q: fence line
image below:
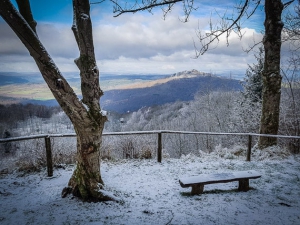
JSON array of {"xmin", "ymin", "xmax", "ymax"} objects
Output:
[{"xmin": 1, "ymin": 130, "xmax": 299, "ymax": 177}]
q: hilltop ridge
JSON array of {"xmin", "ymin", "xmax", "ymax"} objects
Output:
[
  {"xmin": 112, "ymin": 69, "xmax": 212, "ymax": 90},
  {"xmin": 171, "ymin": 69, "xmax": 212, "ymax": 78}
]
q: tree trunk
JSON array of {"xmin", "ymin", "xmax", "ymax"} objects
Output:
[
  {"xmin": 0, "ymin": 0, "xmax": 109, "ymax": 201},
  {"xmin": 258, "ymin": 0, "xmax": 284, "ymax": 149},
  {"xmin": 66, "ymin": 123, "xmax": 108, "ymax": 201},
  {"xmin": 66, "ymin": 0, "xmax": 109, "ymax": 201}
]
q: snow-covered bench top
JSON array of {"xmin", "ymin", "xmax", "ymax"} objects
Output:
[{"xmin": 179, "ymin": 170, "xmax": 261, "ymax": 195}]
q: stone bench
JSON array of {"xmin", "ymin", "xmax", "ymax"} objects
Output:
[{"xmin": 179, "ymin": 170, "xmax": 261, "ymax": 195}]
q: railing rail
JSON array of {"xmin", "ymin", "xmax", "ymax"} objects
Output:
[{"xmin": 1, "ymin": 130, "xmax": 299, "ymax": 177}]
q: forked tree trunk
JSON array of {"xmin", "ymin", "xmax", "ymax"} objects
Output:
[
  {"xmin": 65, "ymin": 0, "xmax": 108, "ymax": 201},
  {"xmin": 258, "ymin": 0, "xmax": 284, "ymax": 149},
  {"xmin": 0, "ymin": 0, "xmax": 110, "ymax": 201}
]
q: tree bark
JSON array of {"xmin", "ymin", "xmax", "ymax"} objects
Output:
[
  {"xmin": 15, "ymin": 0, "xmax": 37, "ymax": 33},
  {"xmin": 258, "ymin": 0, "xmax": 284, "ymax": 149},
  {"xmin": 0, "ymin": 0, "xmax": 108, "ymax": 201}
]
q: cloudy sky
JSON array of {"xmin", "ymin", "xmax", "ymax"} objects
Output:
[{"xmin": 0, "ymin": 0, "xmax": 272, "ymax": 78}]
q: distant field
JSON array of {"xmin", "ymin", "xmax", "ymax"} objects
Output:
[
  {"xmin": 0, "ymin": 83, "xmax": 52, "ymax": 100},
  {"xmin": 0, "ymin": 83, "xmax": 79, "ymax": 100},
  {"xmin": 0, "ymin": 74, "xmax": 166, "ymax": 104}
]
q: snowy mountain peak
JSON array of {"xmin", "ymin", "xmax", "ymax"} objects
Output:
[{"xmin": 171, "ymin": 69, "xmax": 211, "ymax": 78}]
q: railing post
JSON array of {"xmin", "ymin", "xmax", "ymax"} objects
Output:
[
  {"xmin": 157, "ymin": 132, "xmax": 162, "ymax": 163},
  {"xmin": 45, "ymin": 136, "xmax": 53, "ymax": 177},
  {"xmin": 246, "ymin": 135, "xmax": 252, "ymax": 161}
]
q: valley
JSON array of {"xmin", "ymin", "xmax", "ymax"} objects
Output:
[
  {"xmin": 0, "ymin": 70, "xmax": 242, "ymax": 112},
  {"xmin": 0, "ymin": 72, "xmax": 167, "ymax": 103}
]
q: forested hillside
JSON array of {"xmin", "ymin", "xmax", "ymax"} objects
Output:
[{"xmin": 101, "ymin": 73, "xmax": 242, "ymax": 113}]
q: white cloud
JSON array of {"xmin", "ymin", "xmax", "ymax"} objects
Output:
[
  {"xmin": 0, "ymin": 23, "xmax": 29, "ymax": 55},
  {"xmin": 37, "ymin": 24, "xmax": 78, "ymax": 58},
  {"xmin": 92, "ymin": 12, "xmax": 200, "ymax": 60},
  {"xmin": 0, "ymin": 5, "xmax": 263, "ymax": 76}
]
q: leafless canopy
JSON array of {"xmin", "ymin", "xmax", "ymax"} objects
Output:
[
  {"xmin": 283, "ymin": 0, "xmax": 300, "ymax": 50},
  {"xmin": 193, "ymin": 0, "xmax": 263, "ymax": 56},
  {"xmin": 108, "ymin": 0, "xmax": 263, "ymax": 56},
  {"xmin": 111, "ymin": 0, "xmax": 196, "ymax": 21},
  {"xmin": 108, "ymin": 0, "xmax": 296, "ymax": 56}
]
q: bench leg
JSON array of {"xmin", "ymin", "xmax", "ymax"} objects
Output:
[
  {"xmin": 191, "ymin": 184, "xmax": 204, "ymax": 195},
  {"xmin": 238, "ymin": 179, "xmax": 249, "ymax": 192}
]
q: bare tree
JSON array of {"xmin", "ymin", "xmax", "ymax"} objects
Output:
[
  {"xmin": 0, "ymin": 0, "xmax": 110, "ymax": 201},
  {"xmin": 283, "ymin": 0, "xmax": 300, "ymax": 50},
  {"xmin": 257, "ymin": 0, "xmax": 285, "ymax": 148},
  {"xmin": 280, "ymin": 53, "xmax": 300, "ymax": 153},
  {"xmin": 280, "ymin": 2, "xmax": 300, "ymax": 149}
]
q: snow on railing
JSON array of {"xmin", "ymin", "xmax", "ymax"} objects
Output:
[
  {"xmin": 0, "ymin": 130, "xmax": 299, "ymax": 177},
  {"xmin": 1, "ymin": 130, "xmax": 300, "ymax": 143}
]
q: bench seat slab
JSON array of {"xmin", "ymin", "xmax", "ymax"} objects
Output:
[{"xmin": 179, "ymin": 170, "xmax": 261, "ymax": 195}]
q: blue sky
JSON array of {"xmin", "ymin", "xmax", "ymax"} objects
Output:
[
  {"xmin": 0, "ymin": 0, "xmax": 291, "ymax": 78},
  {"xmin": 12, "ymin": 0, "xmax": 73, "ymax": 23}
]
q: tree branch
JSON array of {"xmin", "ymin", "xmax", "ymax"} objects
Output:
[
  {"xmin": 72, "ymin": 0, "xmax": 104, "ymax": 115},
  {"xmin": 244, "ymin": 40, "xmax": 263, "ymax": 53},
  {"xmin": 111, "ymin": 0, "xmax": 183, "ymax": 17},
  {"xmin": 194, "ymin": 0, "xmax": 253, "ymax": 57},
  {"xmin": 282, "ymin": 0, "xmax": 300, "ymax": 51},
  {"xmin": 0, "ymin": 0, "xmax": 85, "ymax": 123},
  {"xmin": 283, "ymin": 0, "xmax": 295, "ymax": 9},
  {"xmin": 15, "ymin": 0, "xmax": 37, "ymax": 33},
  {"xmin": 246, "ymin": 0, "xmax": 261, "ymax": 19},
  {"xmin": 90, "ymin": 0, "xmax": 106, "ymax": 4}
]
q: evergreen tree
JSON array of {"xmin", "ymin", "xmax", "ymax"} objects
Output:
[{"xmin": 242, "ymin": 47, "xmax": 264, "ymax": 103}]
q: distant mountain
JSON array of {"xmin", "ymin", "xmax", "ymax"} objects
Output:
[
  {"xmin": 101, "ymin": 70, "xmax": 242, "ymax": 113},
  {"xmin": 0, "ymin": 74, "xmax": 29, "ymax": 85},
  {"xmin": 0, "ymin": 70, "xmax": 243, "ymax": 113}
]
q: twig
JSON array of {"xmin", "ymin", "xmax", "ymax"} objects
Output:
[
  {"xmin": 283, "ymin": 0, "xmax": 295, "ymax": 9},
  {"xmin": 194, "ymin": 0, "xmax": 251, "ymax": 57},
  {"xmin": 111, "ymin": 0, "xmax": 183, "ymax": 17},
  {"xmin": 165, "ymin": 210, "xmax": 174, "ymax": 225},
  {"xmin": 90, "ymin": 0, "xmax": 105, "ymax": 4}
]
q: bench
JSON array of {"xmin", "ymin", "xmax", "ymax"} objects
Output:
[{"xmin": 179, "ymin": 170, "xmax": 261, "ymax": 195}]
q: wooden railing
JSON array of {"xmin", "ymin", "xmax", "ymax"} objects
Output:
[{"xmin": 1, "ymin": 130, "xmax": 299, "ymax": 177}]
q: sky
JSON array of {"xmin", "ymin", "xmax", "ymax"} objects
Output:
[{"xmin": 0, "ymin": 0, "xmax": 289, "ymax": 78}]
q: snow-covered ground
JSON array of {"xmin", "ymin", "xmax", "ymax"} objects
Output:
[{"xmin": 0, "ymin": 149, "xmax": 300, "ymax": 225}]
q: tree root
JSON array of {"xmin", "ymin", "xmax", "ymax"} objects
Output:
[{"xmin": 61, "ymin": 186, "xmax": 119, "ymax": 202}]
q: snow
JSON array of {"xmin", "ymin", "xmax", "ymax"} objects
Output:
[
  {"xmin": 80, "ymin": 13, "xmax": 89, "ymax": 20},
  {"xmin": 0, "ymin": 153, "xmax": 300, "ymax": 225},
  {"xmin": 179, "ymin": 170, "xmax": 261, "ymax": 187},
  {"xmin": 82, "ymin": 102, "xmax": 89, "ymax": 110},
  {"xmin": 101, "ymin": 110, "xmax": 108, "ymax": 116}
]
